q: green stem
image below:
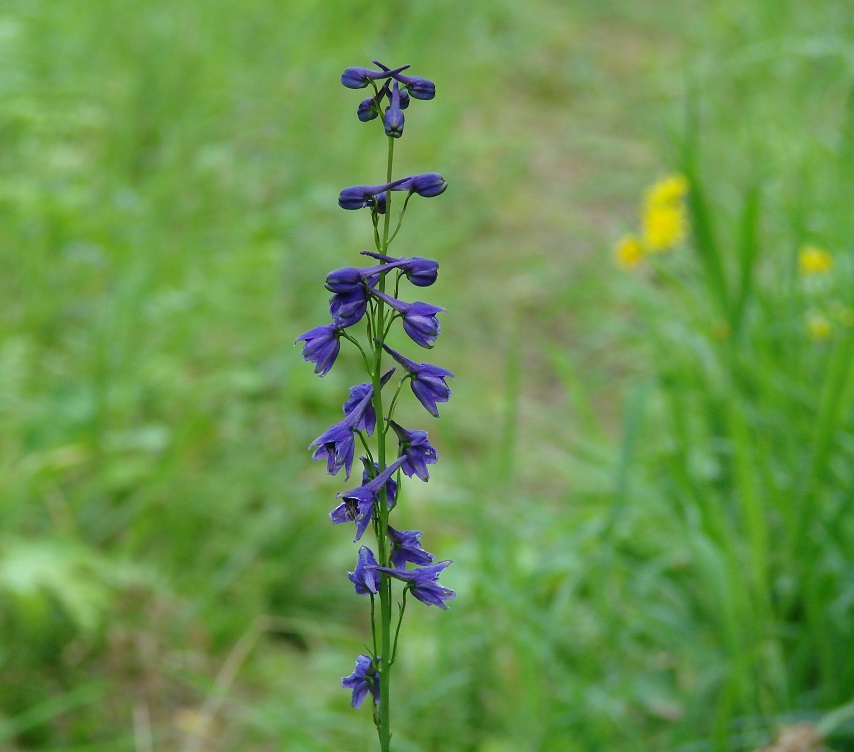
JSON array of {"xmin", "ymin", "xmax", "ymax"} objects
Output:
[{"xmin": 374, "ymin": 134, "xmax": 396, "ymax": 752}]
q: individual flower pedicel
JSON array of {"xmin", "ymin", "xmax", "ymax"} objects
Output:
[{"xmin": 297, "ymin": 61, "xmax": 454, "ymax": 751}]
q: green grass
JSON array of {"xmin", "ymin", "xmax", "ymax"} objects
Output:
[{"xmin": 1, "ymin": 0, "xmax": 853, "ymax": 750}]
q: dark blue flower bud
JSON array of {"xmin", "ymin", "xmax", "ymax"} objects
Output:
[
  {"xmin": 384, "ymin": 81, "xmax": 405, "ymax": 138},
  {"xmin": 401, "ymin": 172, "xmax": 447, "ymax": 198},
  {"xmin": 326, "ymin": 258, "xmax": 418, "ymax": 295},
  {"xmin": 397, "ymin": 74, "xmax": 436, "ymax": 100},
  {"xmin": 360, "ymin": 252, "xmax": 440, "ymax": 287},
  {"xmin": 357, "ymin": 97, "xmax": 379, "ymax": 122},
  {"xmin": 338, "ymin": 177, "xmax": 410, "ymax": 210},
  {"xmin": 399, "ymin": 256, "xmax": 439, "ymax": 287},
  {"xmin": 341, "ymin": 64, "xmax": 409, "ymax": 89}
]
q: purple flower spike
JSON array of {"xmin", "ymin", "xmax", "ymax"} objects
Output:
[
  {"xmin": 382, "ymin": 344, "xmax": 453, "ymax": 417},
  {"xmin": 384, "ymin": 80, "xmax": 405, "ymax": 138},
  {"xmin": 348, "ymin": 546, "xmax": 381, "ymax": 596},
  {"xmin": 330, "ymin": 456, "xmax": 406, "ymax": 541},
  {"xmin": 341, "ymin": 654, "xmax": 380, "ymax": 708},
  {"xmin": 341, "ymin": 64, "xmax": 410, "ymax": 89},
  {"xmin": 295, "ymin": 323, "xmax": 341, "ymax": 376},
  {"xmin": 369, "ymin": 288, "xmax": 444, "ymax": 348},
  {"xmin": 360, "ymin": 251, "xmax": 439, "ymax": 287},
  {"xmin": 371, "ymin": 561, "xmax": 455, "ymax": 609},
  {"xmin": 388, "ymin": 526, "xmax": 435, "ymax": 569},
  {"xmin": 389, "ymin": 420, "xmax": 438, "ymax": 481}
]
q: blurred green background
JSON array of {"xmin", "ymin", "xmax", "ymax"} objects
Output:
[{"xmin": 1, "ymin": 1, "xmax": 853, "ymax": 750}]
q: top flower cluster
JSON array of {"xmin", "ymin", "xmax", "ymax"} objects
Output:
[{"xmin": 341, "ymin": 60, "xmax": 436, "ymax": 138}]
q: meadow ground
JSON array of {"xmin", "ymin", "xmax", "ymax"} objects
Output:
[{"xmin": 1, "ymin": 1, "xmax": 852, "ymax": 750}]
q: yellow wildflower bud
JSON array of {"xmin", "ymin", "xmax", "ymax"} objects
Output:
[
  {"xmin": 807, "ymin": 314, "xmax": 832, "ymax": 341},
  {"xmin": 798, "ymin": 245, "xmax": 832, "ymax": 275},
  {"xmin": 613, "ymin": 234, "xmax": 645, "ymax": 269}
]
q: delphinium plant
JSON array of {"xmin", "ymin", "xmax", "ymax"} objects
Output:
[{"xmin": 296, "ymin": 61, "xmax": 455, "ymax": 751}]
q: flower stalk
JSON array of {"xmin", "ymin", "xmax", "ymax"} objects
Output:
[{"xmin": 298, "ymin": 61, "xmax": 455, "ymax": 752}]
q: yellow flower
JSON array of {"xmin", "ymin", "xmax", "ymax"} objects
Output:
[
  {"xmin": 645, "ymin": 174, "xmax": 689, "ymax": 207},
  {"xmin": 642, "ymin": 203, "xmax": 687, "ymax": 252},
  {"xmin": 798, "ymin": 245, "xmax": 832, "ymax": 275},
  {"xmin": 613, "ymin": 234, "xmax": 645, "ymax": 269},
  {"xmin": 807, "ymin": 314, "xmax": 832, "ymax": 341}
]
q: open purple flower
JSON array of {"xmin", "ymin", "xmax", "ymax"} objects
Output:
[
  {"xmin": 360, "ymin": 251, "xmax": 439, "ymax": 287},
  {"xmin": 330, "ymin": 456, "xmax": 406, "ymax": 540},
  {"xmin": 343, "ymin": 369, "xmax": 394, "ymax": 435},
  {"xmin": 370, "ymin": 560, "xmax": 455, "ymax": 609},
  {"xmin": 341, "ymin": 654, "xmax": 380, "ymax": 708},
  {"xmin": 295, "ymin": 323, "xmax": 342, "ymax": 376},
  {"xmin": 310, "ymin": 385, "xmax": 377, "ymax": 478},
  {"xmin": 348, "ymin": 546, "xmax": 381, "ymax": 596},
  {"xmin": 388, "ymin": 526, "xmax": 435, "ymax": 569},
  {"xmin": 329, "ymin": 284, "xmax": 370, "ymax": 327},
  {"xmin": 382, "ymin": 344, "xmax": 453, "ymax": 416},
  {"xmin": 369, "ymin": 288, "xmax": 444, "ymax": 348},
  {"xmin": 389, "ymin": 420, "xmax": 438, "ymax": 481},
  {"xmin": 384, "ymin": 80, "xmax": 405, "ymax": 138}
]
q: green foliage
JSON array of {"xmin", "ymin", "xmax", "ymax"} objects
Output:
[{"xmin": 0, "ymin": 0, "xmax": 852, "ymax": 750}]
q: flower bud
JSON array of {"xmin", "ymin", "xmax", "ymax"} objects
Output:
[
  {"xmin": 394, "ymin": 73, "xmax": 435, "ymax": 100},
  {"xmin": 340, "ymin": 63, "xmax": 409, "ymax": 89},
  {"xmin": 357, "ymin": 97, "xmax": 379, "ymax": 122},
  {"xmin": 402, "ymin": 172, "xmax": 447, "ymax": 198},
  {"xmin": 384, "ymin": 81, "xmax": 405, "ymax": 138}
]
